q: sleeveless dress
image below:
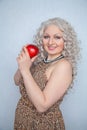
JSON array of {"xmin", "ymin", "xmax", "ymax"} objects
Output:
[{"xmin": 14, "ymin": 60, "xmax": 65, "ymax": 130}]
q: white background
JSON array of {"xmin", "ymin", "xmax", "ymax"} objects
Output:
[{"xmin": 0, "ymin": 0, "xmax": 87, "ymax": 130}]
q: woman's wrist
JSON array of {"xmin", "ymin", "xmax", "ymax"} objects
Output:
[{"xmin": 21, "ymin": 69, "xmax": 31, "ymax": 79}]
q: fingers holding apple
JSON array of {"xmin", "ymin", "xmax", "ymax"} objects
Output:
[
  {"xmin": 17, "ymin": 44, "xmax": 39, "ymax": 63},
  {"xmin": 17, "ymin": 47, "xmax": 32, "ymax": 75},
  {"xmin": 17, "ymin": 44, "xmax": 39, "ymax": 74}
]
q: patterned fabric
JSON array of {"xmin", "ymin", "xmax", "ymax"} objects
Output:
[{"xmin": 14, "ymin": 61, "xmax": 65, "ymax": 130}]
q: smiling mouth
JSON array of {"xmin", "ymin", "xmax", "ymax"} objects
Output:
[{"xmin": 48, "ymin": 46, "xmax": 58, "ymax": 50}]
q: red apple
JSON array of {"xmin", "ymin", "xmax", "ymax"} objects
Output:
[{"xmin": 26, "ymin": 44, "xmax": 39, "ymax": 58}]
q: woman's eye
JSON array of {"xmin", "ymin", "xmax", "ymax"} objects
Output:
[
  {"xmin": 55, "ymin": 36, "xmax": 61, "ymax": 39},
  {"xmin": 43, "ymin": 36, "xmax": 49, "ymax": 39}
]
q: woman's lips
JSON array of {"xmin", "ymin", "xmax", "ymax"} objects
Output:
[{"xmin": 48, "ymin": 46, "xmax": 57, "ymax": 50}]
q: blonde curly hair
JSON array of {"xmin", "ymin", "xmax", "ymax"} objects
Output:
[{"xmin": 33, "ymin": 17, "xmax": 80, "ymax": 85}]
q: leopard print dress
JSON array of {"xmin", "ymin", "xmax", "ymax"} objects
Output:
[{"xmin": 14, "ymin": 61, "xmax": 65, "ymax": 130}]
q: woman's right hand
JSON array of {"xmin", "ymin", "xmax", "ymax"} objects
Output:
[{"xmin": 17, "ymin": 46, "xmax": 37, "ymax": 76}]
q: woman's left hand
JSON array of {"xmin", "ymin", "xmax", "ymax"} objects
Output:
[{"xmin": 17, "ymin": 46, "xmax": 36, "ymax": 75}]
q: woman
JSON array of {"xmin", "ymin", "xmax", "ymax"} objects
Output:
[{"xmin": 14, "ymin": 17, "xmax": 80, "ymax": 130}]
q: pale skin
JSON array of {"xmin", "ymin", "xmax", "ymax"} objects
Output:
[{"xmin": 14, "ymin": 25, "xmax": 72, "ymax": 113}]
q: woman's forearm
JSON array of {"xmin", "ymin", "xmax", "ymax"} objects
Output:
[{"xmin": 22, "ymin": 71, "xmax": 47, "ymax": 112}]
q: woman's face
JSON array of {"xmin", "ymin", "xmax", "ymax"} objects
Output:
[{"xmin": 42, "ymin": 24, "xmax": 64, "ymax": 59}]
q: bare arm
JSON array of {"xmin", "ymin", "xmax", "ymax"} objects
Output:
[{"xmin": 22, "ymin": 60, "xmax": 72, "ymax": 112}]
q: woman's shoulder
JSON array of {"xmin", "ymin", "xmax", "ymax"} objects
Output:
[
  {"xmin": 57, "ymin": 58, "xmax": 71, "ymax": 66},
  {"xmin": 46, "ymin": 58, "xmax": 72, "ymax": 80},
  {"xmin": 54, "ymin": 58, "xmax": 72, "ymax": 73}
]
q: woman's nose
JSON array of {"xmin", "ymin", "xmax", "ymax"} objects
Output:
[{"xmin": 48, "ymin": 38, "xmax": 54, "ymax": 45}]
